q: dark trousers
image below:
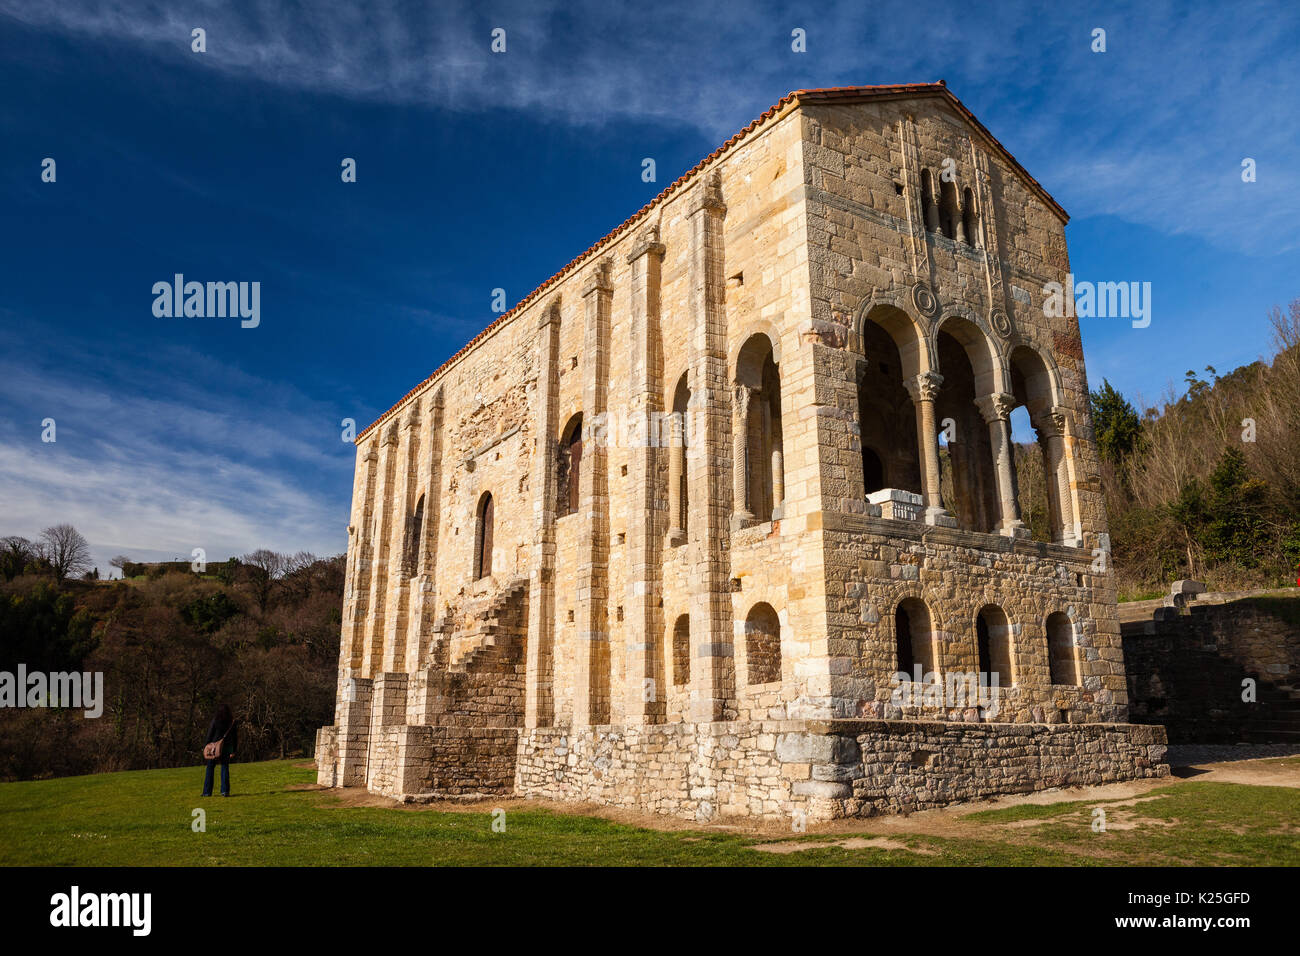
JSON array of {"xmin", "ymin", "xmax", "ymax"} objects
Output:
[{"xmin": 202, "ymin": 757, "xmax": 231, "ymax": 796}]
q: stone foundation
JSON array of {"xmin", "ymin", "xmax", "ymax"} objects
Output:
[
  {"xmin": 315, "ymin": 723, "xmax": 520, "ymax": 800},
  {"xmin": 513, "ymin": 718, "xmax": 1167, "ymax": 822}
]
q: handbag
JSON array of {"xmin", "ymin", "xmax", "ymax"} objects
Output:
[{"xmin": 203, "ymin": 722, "xmax": 234, "ymax": 760}]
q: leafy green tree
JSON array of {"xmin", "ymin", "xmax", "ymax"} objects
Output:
[
  {"xmin": 1089, "ymin": 379, "xmax": 1141, "ymax": 467},
  {"xmin": 1201, "ymin": 449, "xmax": 1269, "ymax": 569}
]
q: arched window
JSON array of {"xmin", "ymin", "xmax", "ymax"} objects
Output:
[
  {"xmin": 672, "ymin": 614, "xmax": 691, "ymax": 687},
  {"xmin": 976, "ymin": 605, "xmax": 1013, "ymax": 686},
  {"xmin": 939, "ymin": 177, "xmax": 959, "ymax": 240},
  {"xmin": 669, "ymin": 374, "xmax": 690, "ymax": 539},
  {"xmin": 557, "ymin": 414, "xmax": 582, "ymax": 518},
  {"xmin": 920, "ymin": 169, "xmax": 939, "ymax": 232},
  {"xmin": 473, "ymin": 492, "xmax": 494, "ymax": 580},
  {"xmin": 961, "ymin": 187, "xmax": 978, "ymax": 246},
  {"xmin": 1046, "ymin": 612, "xmax": 1078, "ymax": 685},
  {"xmin": 734, "ymin": 334, "xmax": 783, "ymax": 525},
  {"xmin": 1009, "ymin": 346, "xmax": 1075, "ymax": 545},
  {"xmin": 895, "ymin": 598, "xmax": 934, "ymax": 679},
  {"xmin": 858, "ymin": 307, "xmax": 923, "ymax": 501},
  {"xmin": 745, "ymin": 603, "xmax": 782, "ymax": 685},
  {"xmin": 935, "ymin": 322, "xmax": 1001, "ymax": 533},
  {"xmin": 403, "ymin": 494, "xmax": 425, "ymax": 575}
]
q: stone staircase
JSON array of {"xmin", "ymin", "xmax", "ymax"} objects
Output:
[
  {"xmin": 448, "ymin": 576, "xmax": 529, "ymax": 673},
  {"xmin": 419, "ymin": 577, "xmax": 530, "ymax": 726}
]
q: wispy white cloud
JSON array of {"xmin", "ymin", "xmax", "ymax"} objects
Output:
[
  {"xmin": 0, "ymin": 330, "xmax": 354, "ymax": 568},
  {"xmin": 3, "ymin": 0, "xmax": 1296, "ymax": 255}
]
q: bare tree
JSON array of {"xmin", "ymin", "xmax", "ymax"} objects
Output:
[
  {"xmin": 39, "ymin": 524, "xmax": 92, "ymax": 582},
  {"xmin": 240, "ymin": 549, "xmax": 288, "ymax": 614},
  {"xmin": 0, "ymin": 536, "xmax": 37, "ymax": 581},
  {"xmin": 109, "ymin": 554, "xmax": 130, "ymax": 574}
]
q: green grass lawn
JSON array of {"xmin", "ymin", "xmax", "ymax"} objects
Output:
[{"xmin": 0, "ymin": 759, "xmax": 1296, "ymax": 866}]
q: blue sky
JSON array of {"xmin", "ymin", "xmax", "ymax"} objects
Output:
[{"xmin": 2, "ymin": 0, "xmax": 1297, "ymax": 575}]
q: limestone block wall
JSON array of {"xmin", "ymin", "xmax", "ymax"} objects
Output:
[
  {"xmin": 1123, "ymin": 596, "xmax": 1300, "ymax": 743},
  {"xmin": 514, "ymin": 717, "xmax": 1166, "ymax": 822},
  {"xmin": 822, "ymin": 518, "xmax": 1127, "ymax": 723},
  {"xmin": 801, "ymin": 98, "xmax": 1108, "ymax": 554}
]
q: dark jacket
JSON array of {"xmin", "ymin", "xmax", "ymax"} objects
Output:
[{"xmin": 204, "ymin": 717, "xmax": 238, "ymax": 759}]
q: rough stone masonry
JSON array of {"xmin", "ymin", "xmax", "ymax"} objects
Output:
[{"xmin": 316, "ymin": 83, "xmax": 1168, "ymax": 823}]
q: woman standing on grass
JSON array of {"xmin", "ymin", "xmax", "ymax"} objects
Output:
[{"xmin": 201, "ymin": 703, "xmax": 238, "ymax": 797}]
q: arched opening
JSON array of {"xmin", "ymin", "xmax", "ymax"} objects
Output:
[
  {"xmin": 669, "ymin": 374, "xmax": 690, "ymax": 539},
  {"xmin": 976, "ymin": 605, "xmax": 1013, "ymax": 686},
  {"xmin": 473, "ymin": 491, "xmax": 494, "ymax": 580},
  {"xmin": 744, "ymin": 602, "xmax": 782, "ymax": 685},
  {"xmin": 935, "ymin": 322, "xmax": 1000, "ymax": 532},
  {"xmin": 920, "ymin": 168, "xmax": 939, "ymax": 232},
  {"xmin": 557, "ymin": 413, "xmax": 583, "ymax": 518},
  {"xmin": 939, "ymin": 177, "xmax": 959, "ymax": 240},
  {"xmin": 403, "ymin": 493, "xmax": 425, "ymax": 575},
  {"xmin": 895, "ymin": 597, "xmax": 934, "ymax": 679},
  {"xmin": 858, "ymin": 308, "xmax": 923, "ymax": 501},
  {"xmin": 961, "ymin": 187, "xmax": 979, "ymax": 246},
  {"xmin": 1009, "ymin": 347, "xmax": 1072, "ymax": 544},
  {"xmin": 672, "ymin": 614, "xmax": 690, "ymax": 687},
  {"xmin": 1046, "ymin": 612, "xmax": 1079, "ymax": 685},
  {"xmin": 734, "ymin": 334, "xmax": 784, "ymax": 524}
]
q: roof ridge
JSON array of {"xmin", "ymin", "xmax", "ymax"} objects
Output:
[{"xmin": 357, "ymin": 82, "xmax": 1061, "ymax": 441}]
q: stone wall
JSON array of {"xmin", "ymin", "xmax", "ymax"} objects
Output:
[
  {"xmin": 515, "ymin": 717, "xmax": 1166, "ymax": 822},
  {"xmin": 1122, "ymin": 594, "xmax": 1300, "ymax": 743}
]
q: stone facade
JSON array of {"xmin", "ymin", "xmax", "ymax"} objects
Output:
[
  {"xmin": 316, "ymin": 83, "xmax": 1167, "ymax": 822},
  {"xmin": 1122, "ymin": 590, "xmax": 1300, "ymax": 744}
]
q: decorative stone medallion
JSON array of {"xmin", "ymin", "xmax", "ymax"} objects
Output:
[
  {"xmin": 990, "ymin": 308, "xmax": 1013, "ymax": 338},
  {"xmin": 911, "ymin": 283, "xmax": 939, "ymax": 318}
]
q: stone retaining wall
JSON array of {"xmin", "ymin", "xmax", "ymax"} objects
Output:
[{"xmin": 514, "ymin": 718, "xmax": 1166, "ymax": 822}]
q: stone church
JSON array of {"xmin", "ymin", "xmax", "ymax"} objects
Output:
[{"xmin": 316, "ymin": 83, "xmax": 1167, "ymax": 822}]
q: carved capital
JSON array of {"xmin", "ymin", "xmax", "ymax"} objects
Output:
[
  {"xmin": 974, "ymin": 391, "xmax": 1016, "ymax": 424},
  {"xmin": 689, "ymin": 169, "xmax": 726, "ymax": 217},
  {"xmin": 1031, "ymin": 406, "xmax": 1069, "ymax": 439},
  {"xmin": 581, "ymin": 258, "xmax": 614, "ymax": 297},
  {"xmin": 733, "ymin": 383, "xmax": 752, "ymax": 416},
  {"xmin": 903, "ymin": 371, "xmax": 944, "ymax": 404},
  {"xmin": 627, "ymin": 225, "xmax": 666, "ymax": 264},
  {"xmin": 1050, "ymin": 405, "xmax": 1071, "ymax": 434}
]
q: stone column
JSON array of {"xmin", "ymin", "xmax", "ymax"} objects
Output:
[
  {"xmin": 408, "ymin": 390, "xmax": 444, "ymax": 675},
  {"xmin": 924, "ymin": 190, "xmax": 940, "ymax": 232},
  {"xmin": 974, "ymin": 391, "xmax": 1027, "ymax": 537},
  {"xmin": 1049, "ymin": 406, "xmax": 1080, "ymax": 546},
  {"xmin": 903, "ymin": 371, "xmax": 952, "ymax": 524},
  {"xmin": 686, "ymin": 169, "xmax": 735, "ymax": 723},
  {"xmin": 1032, "ymin": 407, "xmax": 1076, "ymax": 546},
  {"xmin": 383, "ymin": 407, "xmax": 421, "ymax": 673},
  {"xmin": 731, "ymin": 384, "xmax": 753, "ymax": 528},
  {"xmin": 342, "ymin": 445, "xmax": 378, "ymax": 676},
  {"xmin": 574, "ymin": 259, "xmax": 612, "ymax": 727},
  {"xmin": 626, "ymin": 227, "xmax": 666, "ymax": 722},
  {"xmin": 525, "ymin": 302, "xmax": 561, "ymax": 729},
  {"xmin": 363, "ymin": 424, "xmax": 400, "ymax": 677}
]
